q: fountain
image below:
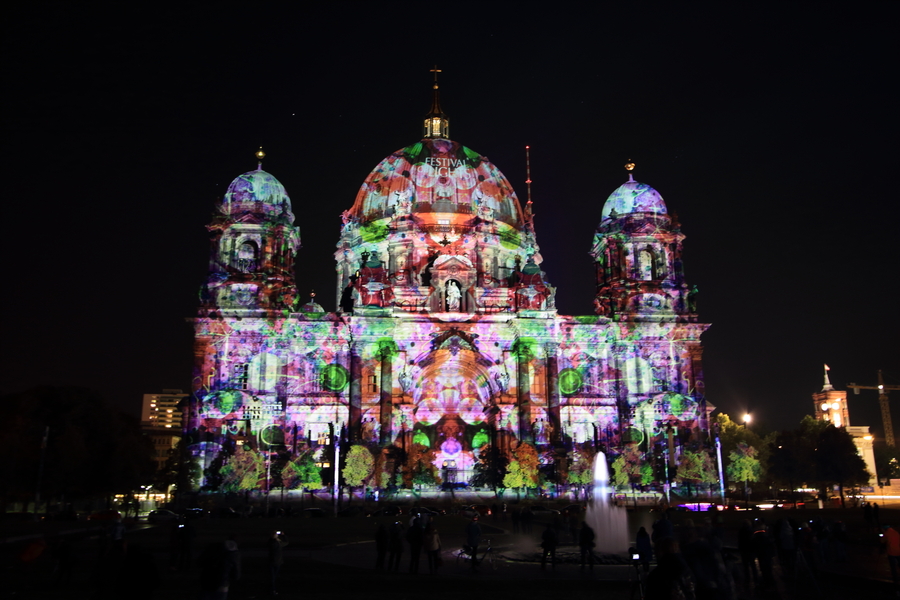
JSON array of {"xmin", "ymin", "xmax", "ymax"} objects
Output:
[{"xmin": 585, "ymin": 451, "xmax": 629, "ymax": 555}]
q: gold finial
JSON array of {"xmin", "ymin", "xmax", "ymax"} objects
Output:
[
  {"xmin": 256, "ymin": 147, "xmax": 266, "ymax": 161},
  {"xmin": 625, "ymin": 160, "xmax": 635, "ymax": 171},
  {"xmin": 430, "ymin": 65, "xmax": 441, "ymax": 89}
]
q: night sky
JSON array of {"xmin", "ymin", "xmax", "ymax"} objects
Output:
[{"xmin": 3, "ymin": 5, "xmax": 898, "ymax": 439}]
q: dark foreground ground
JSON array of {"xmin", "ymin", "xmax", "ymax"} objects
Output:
[{"xmin": 2, "ymin": 506, "xmax": 897, "ymax": 600}]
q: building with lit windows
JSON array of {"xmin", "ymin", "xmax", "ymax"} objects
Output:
[
  {"xmin": 812, "ymin": 368, "xmax": 877, "ymax": 485},
  {"xmin": 142, "ymin": 389, "xmax": 186, "ymax": 471},
  {"xmin": 184, "ymin": 82, "xmax": 711, "ymax": 491}
]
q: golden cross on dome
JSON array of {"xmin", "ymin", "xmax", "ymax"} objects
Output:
[{"xmin": 430, "ymin": 65, "xmax": 442, "ymax": 87}]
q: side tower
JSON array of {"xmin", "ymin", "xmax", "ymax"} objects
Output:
[
  {"xmin": 590, "ymin": 165, "xmax": 694, "ymax": 323},
  {"xmin": 187, "ymin": 155, "xmax": 314, "ymax": 491},
  {"xmin": 581, "ymin": 165, "xmax": 710, "ymax": 444},
  {"xmin": 201, "ymin": 153, "xmax": 301, "ymax": 312}
]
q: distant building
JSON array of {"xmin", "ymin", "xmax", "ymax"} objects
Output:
[
  {"xmin": 812, "ymin": 367, "xmax": 877, "ymax": 485},
  {"xmin": 846, "ymin": 426, "xmax": 877, "ymax": 486},
  {"xmin": 142, "ymin": 389, "xmax": 186, "ymax": 472},
  {"xmin": 813, "ymin": 366, "xmax": 850, "ymax": 427},
  {"xmin": 142, "ymin": 389, "xmax": 186, "ymax": 429}
]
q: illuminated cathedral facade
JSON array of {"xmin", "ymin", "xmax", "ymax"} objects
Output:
[{"xmin": 185, "ymin": 84, "xmax": 710, "ymax": 490}]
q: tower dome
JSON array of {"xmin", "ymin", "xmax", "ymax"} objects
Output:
[
  {"xmin": 347, "ymin": 138, "xmax": 523, "ymax": 228},
  {"xmin": 601, "ymin": 176, "xmax": 668, "ymax": 222},
  {"xmin": 219, "ymin": 168, "xmax": 294, "ymax": 221}
]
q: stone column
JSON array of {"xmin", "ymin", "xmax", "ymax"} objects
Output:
[
  {"xmin": 545, "ymin": 343, "xmax": 561, "ymax": 443},
  {"xmin": 379, "ymin": 349, "xmax": 393, "ymax": 445},
  {"xmin": 349, "ymin": 344, "xmax": 362, "ymax": 442},
  {"xmin": 516, "ymin": 341, "xmax": 533, "ymax": 443}
]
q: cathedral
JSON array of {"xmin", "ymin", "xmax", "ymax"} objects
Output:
[{"xmin": 185, "ymin": 81, "xmax": 710, "ymax": 490}]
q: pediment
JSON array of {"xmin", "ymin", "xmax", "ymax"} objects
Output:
[{"xmin": 432, "ymin": 254, "xmax": 474, "ymax": 271}]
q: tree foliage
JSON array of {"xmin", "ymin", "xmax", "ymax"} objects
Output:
[
  {"xmin": 874, "ymin": 445, "xmax": 900, "ymax": 482},
  {"xmin": 402, "ymin": 443, "xmax": 441, "ymax": 487},
  {"xmin": 715, "ymin": 413, "xmax": 772, "ymax": 480},
  {"xmin": 768, "ymin": 416, "xmax": 868, "ymax": 506},
  {"xmin": 342, "ymin": 444, "xmax": 374, "ymax": 488},
  {"xmin": 725, "ymin": 443, "xmax": 761, "ymax": 483},
  {"xmin": 512, "ymin": 442, "xmax": 540, "ymax": 487},
  {"xmin": 815, "ymin": 424, "xmax": 869, "ymax": 506},
  {"xmin": 281, "ymin": 450, "xmax": 323, "ymax": 491},
  {"xmin": 502, "ymin": 442, "xmax": 540, "ymax": 493},
  {"xmin": 155, "ymin": 438, "xmax": 201, "ymax": 493},
  {"xmin": 612, "ymin": 443, "xmax": 651, "ymax": 486},
  {"xmin": 471, "ymin": 442, "xmax": 507, "ymax": 489},
  {"xmin": 567, "ymin": 448, "xmax": 596, "ymax": 485},
  {"xmin": 220, "ymin": 446, "xmax": 263, "ymax": 492},
  {"xmin": 0, "ymin": 386, "xmax": 155, "ymax": 507},
  {"xmin": 676, "ymin": 448, "xmax": 717, "ymax": 485},
  {"xmin": 503, "ymin": 460, "xmax": 527, "ymax": 489}
]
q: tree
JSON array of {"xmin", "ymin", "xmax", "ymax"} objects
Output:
[
  {"xmin": 470, "ymin": 443, "xmax": 507, "ymax": 490},
  {"xmin": 220, "ymin": 446, "xmax": 263, "ymax": 492},
  {"xmin": 814, "ymin": 424, "xmax": 869, "ymax": 507},
  {"xmin": 611, "ymin": 443, "xmax": 650, "ymax": 487},
  {"xmin": 567, "ymin": 448, "xmax": 596, "ymax": 501},
  {"xmin": 503, "ymin": 442, "xmax": 539, "ymax": 498},
  {"xmin": 769, "ymin": 416, "xmax": 868, "ymax": 507},
  {"xmin": 874, "ymin": 445, "xmax": 900, "ymax": 483},
  {"xmin": 402, "ymin": 443, "xmax": 441, "ymax": 488},
  {"xmin": 503, "ymin": 461, "xmax": 527, "ymax": 496},
  {"xmin": 676, "ymin": 448, "xmax": 717, "ymax": 497},
  {"xmin": 726, "ymin": 443, "xmax": 761, "ymax": 484},
  {"xmin": 512, "ymin": 442, "xmax": 540, "ymax": 487},
  {"xmin": 768, "ymin": 429, "xmax": 814, "ymax": 499},
  {"xmin": 715, "ymin": 413, "xmax": 772, "ymax": 481},
  {"xmin": 203, "ymin": 445, "xmax": 231, "ymax": 492},
  {"xmin": 342, "ymin": 444, "xmax": 374, "ymax": 501},
  {"xmin": 282, "ymin": 450, "xmax": 324, "ymax": 493},
  {"xmin": 0, "ymin": 386, "xmax": 156, "ymax": 510},
  {"xmin": 156, "ymin": 438, "xmax": 201, "ymax": 495}
]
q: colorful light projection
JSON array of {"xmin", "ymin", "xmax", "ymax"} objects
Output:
[
  {"xmin": 334, "ymin": 138, "xmax": 551, "ymax": 316},
  {"xmin": 187, "ymin": 145, "xmax": 709, "ymax": 493}
]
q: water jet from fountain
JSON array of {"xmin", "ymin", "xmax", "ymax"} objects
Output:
[{"xmin": 585, "ymin": 451, "xmax": 629, "ymax": 555}]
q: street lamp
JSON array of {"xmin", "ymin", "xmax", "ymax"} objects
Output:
[{"xmin": 741, "ymin": 414, "xmax": 751, "ymax": 507}]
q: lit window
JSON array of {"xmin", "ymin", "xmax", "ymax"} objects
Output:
[
  {"xmin": 638, "ymin": 248, "xmax": 656, "ymax": 280},
  {"xmin": 234, "ymin": 363, "xmax": 249, "ymax": 390},
  {"xmin": 236, "ymin": 242, "xmax": 257, "ymax": 272}
]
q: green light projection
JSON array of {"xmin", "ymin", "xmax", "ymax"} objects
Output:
[
  {"xmin": 361, "ymin": 220, "xmax": 388, "ymax": 243},
  {"xmin": 558, "ymin": 368, "xmax": 584, "ymax": 395},
  {"xmin": 321, "ymin": 364, "xmax": 350, "ymax": 392},
  {"xmin": 626, "ymin": 426, "xmax": 644, "ymax": 445},
  {"xmin": 207, "ymin": 389, "xmax": 243, "ymax": 415},
  {"xmin": 413, "ymin": 430, "xmax": 430, "ymax": 447}
]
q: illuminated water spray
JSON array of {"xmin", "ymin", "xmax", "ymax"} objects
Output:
[{"xmin": 585, "ymin": 451, "xmax": 629, "ymax": 555}]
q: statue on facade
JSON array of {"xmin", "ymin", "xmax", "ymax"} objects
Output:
[{"xmin": 446, "ymin": 280, "xmax": 462, "ymax": 311}]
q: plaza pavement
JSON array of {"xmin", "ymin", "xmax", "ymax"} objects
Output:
[{"xmin": 2, "ymin": 505, "xmax": 898, "ymax": 599}]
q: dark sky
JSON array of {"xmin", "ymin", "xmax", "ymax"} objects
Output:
[{"xmin": 3, "ymin": 5, "xmax": 898, "ymax": 439}]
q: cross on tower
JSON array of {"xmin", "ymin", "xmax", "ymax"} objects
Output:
[{"xmin": 430, "ymin": 65, "xmax": 441, "ymax": 86}]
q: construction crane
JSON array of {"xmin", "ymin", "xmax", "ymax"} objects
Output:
[{"xmin": 849, "ymin": 370, "xmax": 900, "ymax": 446}]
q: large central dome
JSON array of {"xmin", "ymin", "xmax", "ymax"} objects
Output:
[{"xmin": 348, "ymin": 138, "xmax": 523, "ymax": 228}]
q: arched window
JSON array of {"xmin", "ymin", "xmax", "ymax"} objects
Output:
[
  {"xmin": 236, "ymin": 241, "xmax": 258, "ymax": 272},
  {"xmin": 638, "ymin": 247, "xmax": 656, "ymax": 280}
]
